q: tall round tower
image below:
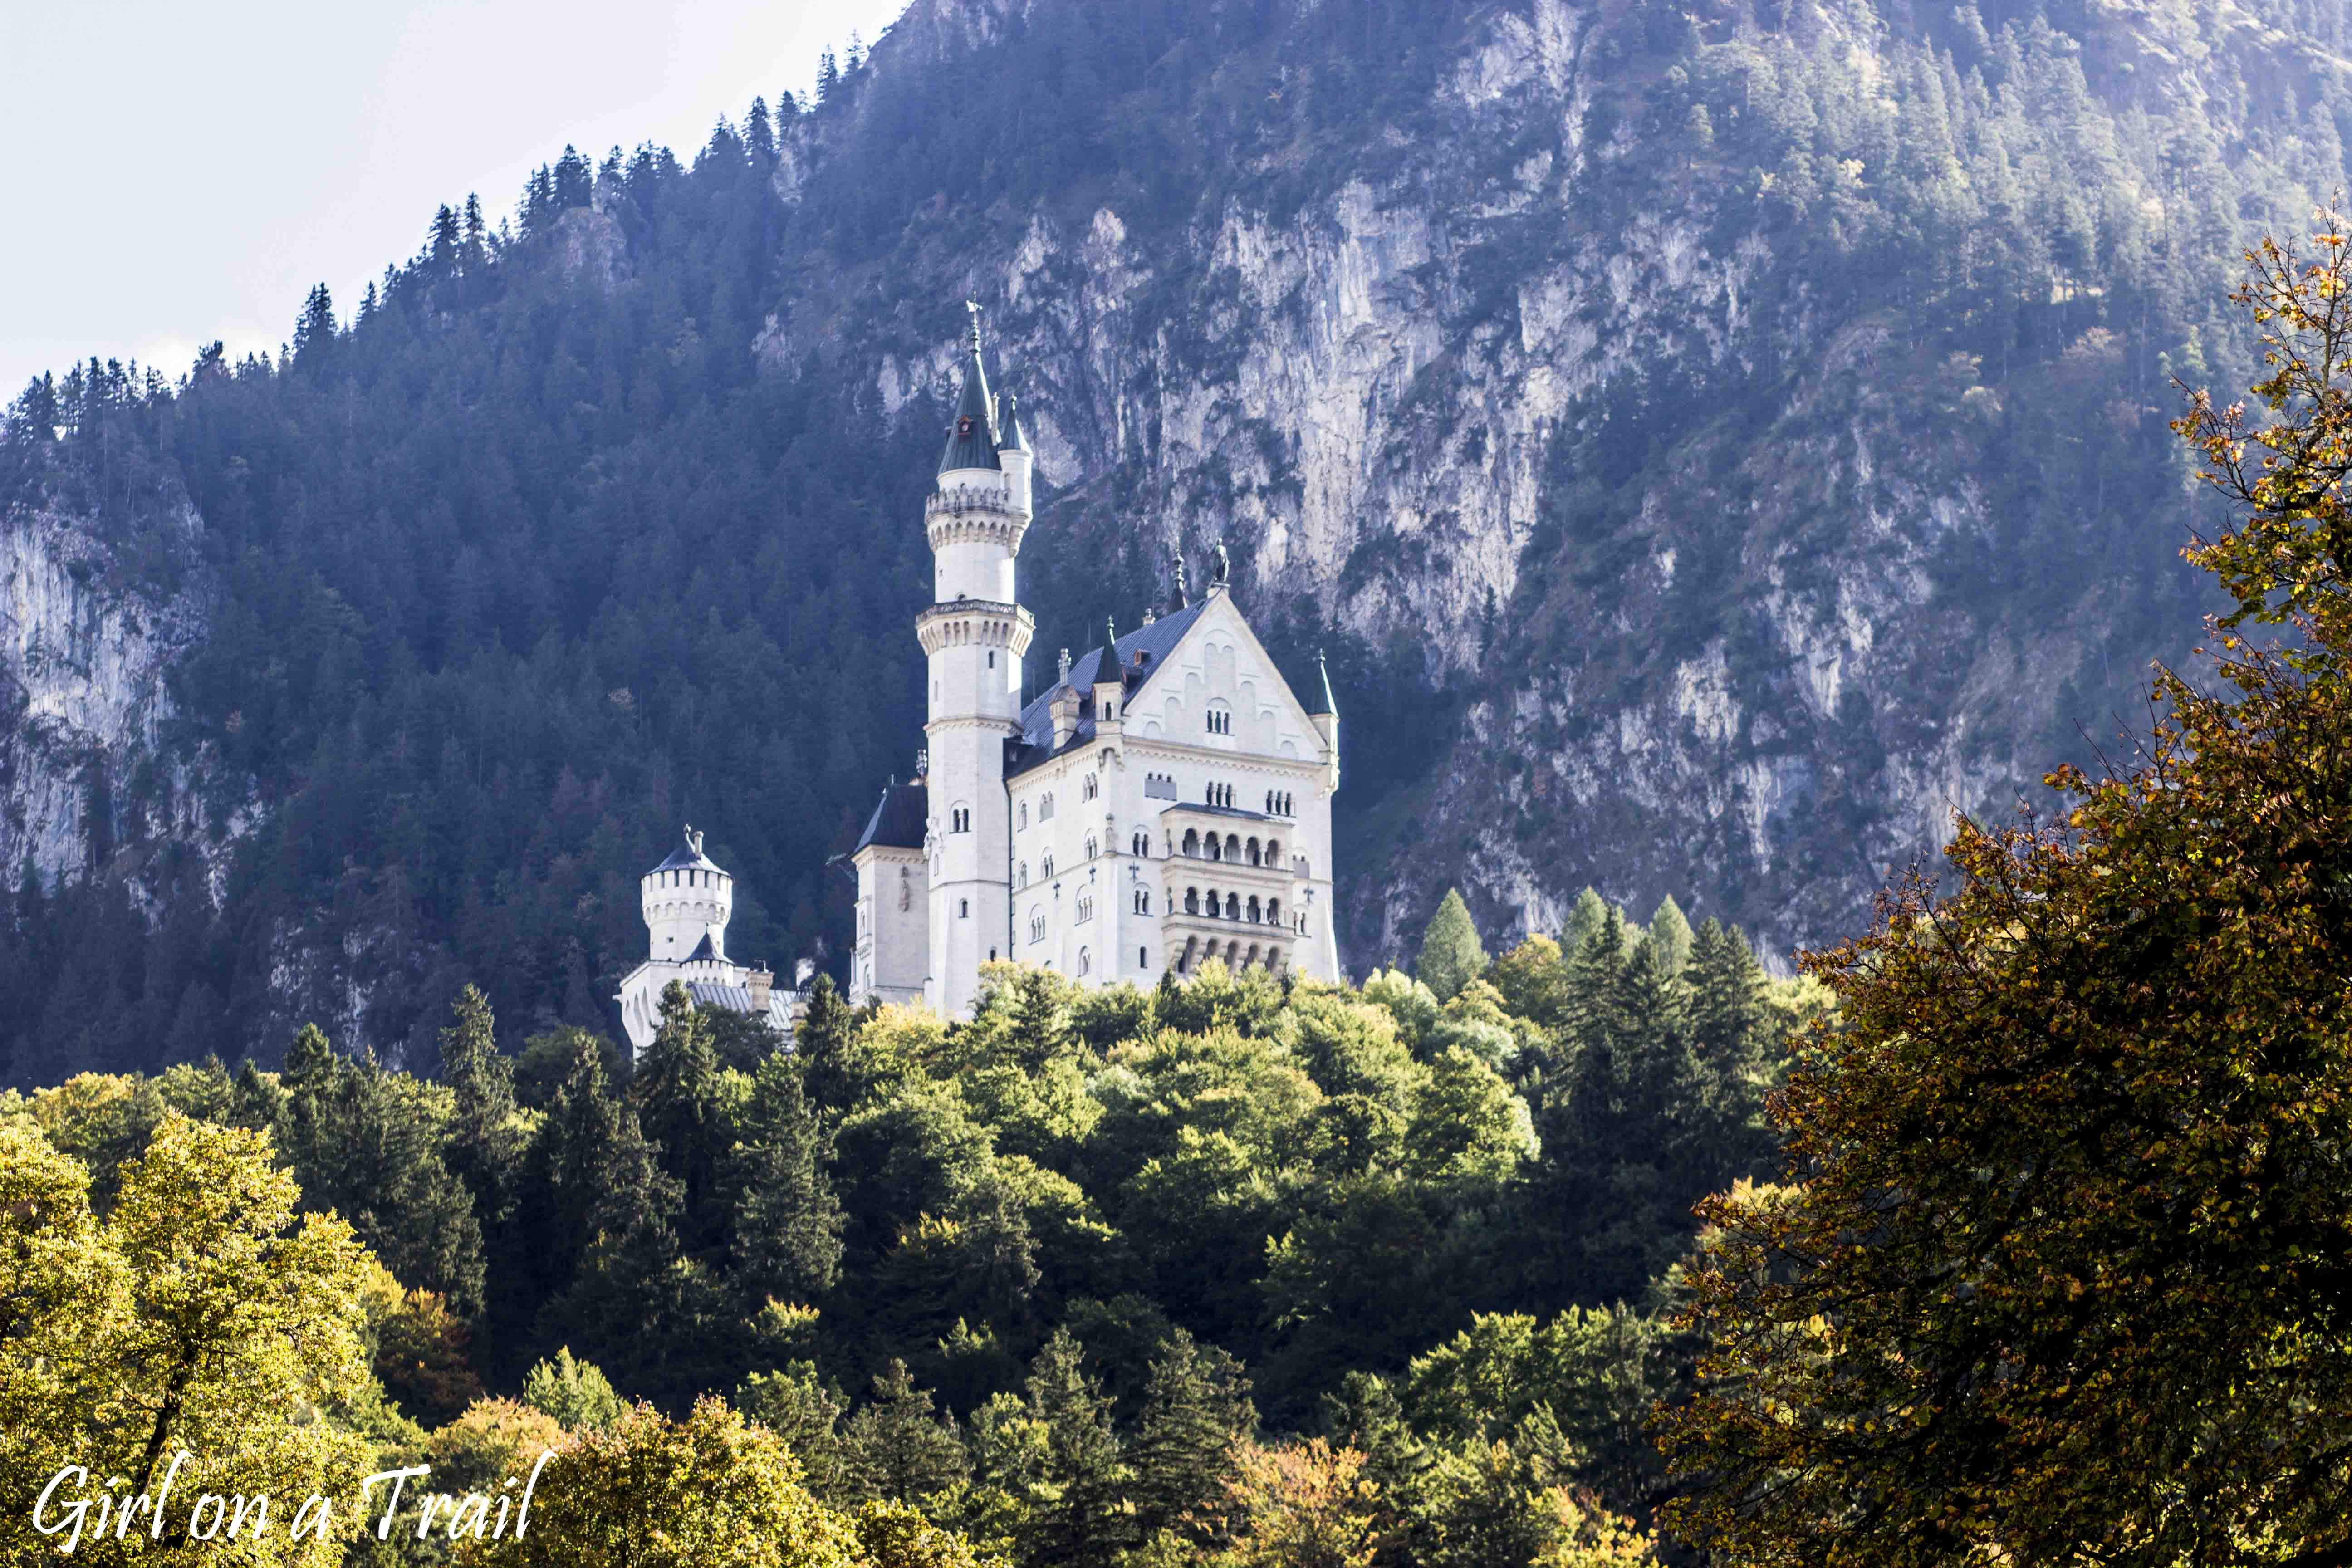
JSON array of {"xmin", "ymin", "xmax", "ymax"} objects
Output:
[
  {"xmin": 642, "ymin": 825, "xmax": 733, "ymax": 962},
  {"xmin": 920, "ymin": 306, "xmax": 1034, "ymax": 1017}
]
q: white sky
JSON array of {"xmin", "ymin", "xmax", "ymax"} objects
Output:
[{"xmin": 0, "ymin": 0, "xmax": 910, "ymax": 396}]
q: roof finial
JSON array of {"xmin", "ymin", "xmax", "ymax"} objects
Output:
[
  {"xmin": 685, "ymin": 823, "xmax": 701, "ymax": 856},
  {"xmin": 1058, "ymin": 647, "xmax": 1072, "ymax": 681},
  {"xmin": 965, "ymin": 299, "xmax": 982, "ymax": 353},
  {"xmin": 1172, "ymin": 550, "xmax": 1189, "ymax": 608},
  {"xmin": 1105, "ymin": 615, "xmax": 1119, "ymax": 664},
  {"xmin": 1210, "ymin": 539, "xmax": 1231, "ymax": 590}
]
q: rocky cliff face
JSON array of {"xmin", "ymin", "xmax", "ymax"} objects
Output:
[
  {"xmin": 0, "ymin": 500, "xmax": 220, "ymax": 901},
  {"xmin": 772, "ymin": 0, "xmax": 2334, "ymax": 962}
]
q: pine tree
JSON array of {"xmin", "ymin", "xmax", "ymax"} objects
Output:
[
  {"xmin": 440, "ymin": 983, "xmax": 520, "ymax": 1224},
  {"xmin": 1646, "ymin": 895, "xmax": 1694, "ymax": 981},
  {"xmin": 817, "ymin": 48, "xmax": 841, "ymax": 103},
  {"xmin": 1413, "ymin": 888, "xmax": 1488, "ymax": 1002},
  {"xmin": 521, "ymin": 1345, "xmax": 625, "ymax": 1431},
  {"xmin": 738, "ymin": 1361, "xmax": 852, "ymax": 1504},
  {"xmin": 730, "ymin": 1049, "xmax": 845, "ymax": 1303},
  {"xmin": 1129, "ymin": 1329, "xmax": 1256, "ymax": 1543},
  {"xmin": 634, "ymin": 980, "xmax": 721, "ymax": 1227},
  {"xmin": 1014, "ymin": 1330, "xmax": 1135, "ymax": 1568},
  {"xmin": 843, "ymin": 1358, "xmax": 970, "ymax": 1502},
  {"xmin": 550, "ymin": 1110, "xmax": 730, "ymax": 1405},
  {"xmin": 798, "ymin": 974, "xmax": 862, "ymax": 1111},
  {"xmin": 291, "ymin": 283, "xmax": 336, "ymax": 364},
  {"xmin": 1561, "ymin": 888, "xmax": 1612, "ymax": 957}
]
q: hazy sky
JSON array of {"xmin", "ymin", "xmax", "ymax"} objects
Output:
[{"xmin": 0, "ymin": 0, "xmax": 910, "ymax": 395}]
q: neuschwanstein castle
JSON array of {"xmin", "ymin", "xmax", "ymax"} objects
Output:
[
  {"xmin": 614, "ymin": 311, "xmax": 1342, "ymax": 1045},
  {"xmin": 850, "ymin": 312, "xmax": 1342, "ymax": 1017}
]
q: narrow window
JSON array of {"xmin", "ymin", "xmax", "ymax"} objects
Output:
[
  {"xmin": 1138, "ymin": 946, "xmax": 1148, "ymax": 970},
  {"xmin": 959, "ymin": 899, "xmax": 970, "ymax": 918}
]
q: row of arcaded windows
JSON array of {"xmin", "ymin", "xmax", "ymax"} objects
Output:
[
  {"xmin": 1180, "ymin": 828, "xmax": 1283, "ymax": 866},
  {"xmin": 1179, "ymin": 886, "xmax": 1282, "ymax": 926}
]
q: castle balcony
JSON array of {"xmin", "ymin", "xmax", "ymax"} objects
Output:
[
  {"xmin": 1157, "ymin": 802, "xmax": 1296, "ymax": 875},
  {"xmin": 916, "ymin": 599, "xmax": 1037, "ymax": 658},
  {"xmin": 1159, "ymin": 910, "xmax": 1289, "ymax": 976}
]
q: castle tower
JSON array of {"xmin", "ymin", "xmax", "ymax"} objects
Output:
[
  {"xmin": 617, "ymin": 824, "xmax": 781, "ymax": 1056},
  {"xmin": 919, "ymin": 306, "xmax": 1034, "ymax": 1017},
  {"xmin": 643, "ymin": 825, "xmax": 731, "ymax": 960}
]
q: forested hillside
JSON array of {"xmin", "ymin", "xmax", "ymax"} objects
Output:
[
  {"xmin": 1, "ymin": 892, "xmax": 1812, "ymax": 1553},
  {"xmin": 5, "ymin": 0, "xmax": 2350, "ymax": 1078}
]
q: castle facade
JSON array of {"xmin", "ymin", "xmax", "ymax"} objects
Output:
[{"xmin": 848, "ymin": 314, "xmax": 1342, "ymax": 1017}]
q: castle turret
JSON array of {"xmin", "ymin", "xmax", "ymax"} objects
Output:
[
  {"xmin": 642, "ymin": 826, "xmax": 732, "ymax": 962},
  {"xmin": 919, "ymin": 305, "xmax": 1034, "ymax": 1017},
  {"xmin": 1000, "ymin": 392, "xmax": 1034, "ymax": 515},
  {"xmin": 1309, "ymin": 650, "xmax": 1340, "ymax": 793}
]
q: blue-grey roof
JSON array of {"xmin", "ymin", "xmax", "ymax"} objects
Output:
[
  {"xmin": 685, "ymin": 931, "xmax": 723, "ymax": 963},
  {"xmin": 1312, "ymin": 650, "xmax": 1338, "ymax": 717},
  {"xmin": 1006, "ymin": 598, "xmax": 1212, "ymax": 779},
  {"xmin": 1001, "ymin": 393, "xmax": 1030, "ymax": 454},
  {"xmin": 686, "ymin": 981, "xmax": 792, "ymax": 1030},
  {"xmin": 652, "ymin": 836, "xmax": 724, "ymax": 875},
  {"xmin": 937, "ymin": 343, "xmax": 1002, "ymax": 475},
  {"xmin": 854, "ymin": 781, "xmax": 929, "ymax": 852}
]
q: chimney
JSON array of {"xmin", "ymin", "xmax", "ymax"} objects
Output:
[{"xmin": 747, "ymin": 966, "xmax": 773, "ymax": 1011}]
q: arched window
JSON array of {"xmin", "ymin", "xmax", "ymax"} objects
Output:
[
  {"xmin": 1085, "ymin": 835, "xmax": 1098, "ymax": 861},
  {"xmin": 1017, "ymin": 862, "xmax": 1029, "ymax": 888},
  {"xmin": 1132, "ymin": 830, "xmax": 1149, "ymax": 856},
  {"xmin": 1225, "ymin": 892, "xmax": 1240, "ymax": 920},
  {"xmin": 959, "ymin": 899, "xmax": 970, "ymax": 918},
  {"xmin": 1267, "ymin": 839, "xmax": 1281, "ymax": 862},
  {"xmin": 1269, "ymin": 898, "xmax": 1281, "ymax": 925},
  {"xmin": 1083, "ymin": 774, "xmax": 1099, "ymax": 801},
  {"xmin": 951, "ymin": 805, "xmax": 971, "ymax": 833},
  {"xmin": 1183, "ymin": 828, "xmax": 1200, "ymax": 857},
  {"xmin": 1247, "ymin": 838, "xmax": 1262, "ymax": 866},
  {"xmin": 1247, "ymin": 895, "xmax": 1262, "ymax": 923},
  {"xmin": 1208, "ymin": 835, "xmax": 1223, "ymax": 862},
  {"xmin": 1019, "ymin": 802, "xmax": 1029, "ymax": 829},
  {"xmin": 1029, "ymin": 911, "xmax": 1046, "ymax": 943},
  {"xmin": 1043, "ymin": 853, "xmax": 1055, "ymax": 879},
  {"xmin": 1040, "ymin": 793, "xmax": 1056, "ymax": 820},
  {"xmin": 1078, "ymin": 947, "xmax": 1092, "ymax": 976},
  {"xmin": 1225, "ymin": 833, "xmax": 1242, "ymax": 860},
  {"xmin": 1185, "ymin": 887, "xmax": 1200, "ymax": 914}
]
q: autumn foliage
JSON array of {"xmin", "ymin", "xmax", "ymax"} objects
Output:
[{"xmin": 1662, "ymin": 221, "xmax": 2352, "ymax": 1565}]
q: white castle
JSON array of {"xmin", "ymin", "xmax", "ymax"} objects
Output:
[
  {"xmin": 848, "ymin": 309, "xmax": 1342, "ymax": 1017},
  {"xmin": 616, "ymin": 826, "xmax": 790, "ymax": 1056}
]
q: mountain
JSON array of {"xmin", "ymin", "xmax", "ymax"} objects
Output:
[{"xmin": 4, "ymin": 0, "xmax": 2346, "ymax": 1078}]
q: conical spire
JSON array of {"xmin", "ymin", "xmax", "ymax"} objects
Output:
[
  {"xmin": 936, "ymin": 301, "xmax": 1003, "ymax": 476},
  {"xmin": 1002, "ymin": 391, "xmax": 1031, "ymax": 454},
  {"xmin": 1310, "ymin": 648, "xmax": 1338, "ymax": 717}
]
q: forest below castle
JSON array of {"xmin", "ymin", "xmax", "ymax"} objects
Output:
[{"xmin": 1, "ymin": 890, "xmax": 1808, "ymax": 1563}]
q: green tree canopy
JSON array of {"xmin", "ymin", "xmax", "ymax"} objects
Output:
[{"xmin": 1412, "ymin": 890, "xmax": 1488, "ymax": 1003}]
